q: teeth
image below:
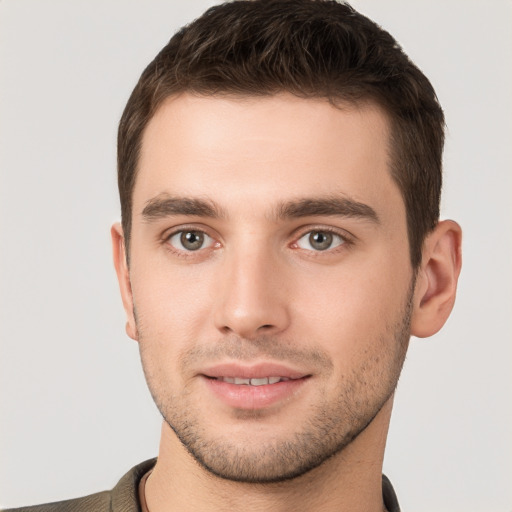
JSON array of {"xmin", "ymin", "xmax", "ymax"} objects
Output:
[
  {"xmin": 217, "ymin": 376, "xmax": 287, "ymax": 385},
  {"xmin": 250, "ymin": 377, "xmax": 268, "ymax": 386}
]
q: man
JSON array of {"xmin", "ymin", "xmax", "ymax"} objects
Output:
[{"xmin": 3, "ymin": 1, "xmax": 462, "ymax": 511}]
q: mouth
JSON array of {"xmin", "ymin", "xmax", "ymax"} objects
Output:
[
  {"xmin": 209, "ymin": 376, "xmax": 296, "ymax": 386},
  {"xmin": 201, "ymin": 364, "xmax": 311, "ymax": 409},
  {"xmin": 201, "ymin": 362, "xmax": 308, "ymax": 380}
]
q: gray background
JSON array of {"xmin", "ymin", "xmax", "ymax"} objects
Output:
[{"xmin": 1, "ymin": 1, "xmax": 511, "ymax": 510}]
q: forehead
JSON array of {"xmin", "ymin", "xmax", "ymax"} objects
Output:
[{"xmin": 135, "ymin": 93, "xmax": 403, "ymax": 220}]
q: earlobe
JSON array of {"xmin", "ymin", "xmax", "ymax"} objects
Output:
[
  {"xmin": 410, "ymin": 220, "xmax": 462, "ymax": 338},
  {"xmin": 111, "ymin": 223, "xmax": 139, "ymax": 341}
]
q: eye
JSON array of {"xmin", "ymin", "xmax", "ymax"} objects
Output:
[
  {"xmin": 296, "ymin": 230, "xmax": 345, "ymax": 251},
  {"xmin": 167, "ymin": 230, "xmax": 214, "ymax": 251}
]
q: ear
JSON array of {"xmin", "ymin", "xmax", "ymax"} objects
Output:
[
  {"xmin": 410, "ymin": 220, "xmax": 462, "ymax": 338},
  {"xmin": 111, "ymin": 223, "xmax": 139, "ymax": 341}
]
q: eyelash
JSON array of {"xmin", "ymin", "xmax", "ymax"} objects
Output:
[
  {"xmin": 291, "ymin": 226, "xmax": 354, "ymax": 254},
  {"xmin": 162, "ymin": 225, "xmax": 354, "ymax": 258},
  {"xmin": 162, "ymin": 225, "xmax": 219, "ymax": 259}
]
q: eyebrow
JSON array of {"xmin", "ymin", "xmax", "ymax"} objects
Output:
[
  {"xmin": 274, "ymin": 196, "xmax": 380, "ymax": 223},
  {"xmin": 142, "ymin": 194, "xmax": 225, "ymax": 221},
  {"xmin": 141, "ymin": 193, "xmax": 379, "ymax": 224}
]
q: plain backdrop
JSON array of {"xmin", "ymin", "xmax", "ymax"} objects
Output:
[{"xmin": 1, "ymin": 1, "xmax": 511, "ymax": 510}]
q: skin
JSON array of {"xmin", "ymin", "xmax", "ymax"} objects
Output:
[{"xmin": 112, "ymin": 93, "xmax": 462, "ymax": 511}]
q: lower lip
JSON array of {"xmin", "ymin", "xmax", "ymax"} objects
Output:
[{"xmin": 203, "ymin": 377, "xmax": 309, "ymax": 410}]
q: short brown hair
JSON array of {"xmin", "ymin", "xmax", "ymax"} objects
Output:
[{"xmin": 118, "ymin": 0, "xmax": 444, "ymax": 267}]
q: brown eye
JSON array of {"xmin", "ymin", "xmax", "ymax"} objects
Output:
[
  {"xmin": 168, "ymin": 230, "xmax": 212, "ymax": 251},
  {"xmin": 296, "ymin": 230, "xmax": 344, "ymax": 251}
]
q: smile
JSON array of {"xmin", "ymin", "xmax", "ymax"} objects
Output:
[
  {"xmin": 214, "ymin": 376, "xmax": 293, "ymax": 386},
  {"xmin": 204, "ymin": 373, "xmax": 309, "ymax": 410}
]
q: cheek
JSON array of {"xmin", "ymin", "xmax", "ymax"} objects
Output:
[
  {"xmin": 291, "ymin": 256, "xmax": 411, "ymax": 357},
  {"xmin": 129, "ymin": 257, "xmax": 218, "ymax": 351}
]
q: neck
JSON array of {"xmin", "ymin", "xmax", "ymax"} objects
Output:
[{"xmin": 145, "ymin": 398, "xmax": 393, "ymax": 512}]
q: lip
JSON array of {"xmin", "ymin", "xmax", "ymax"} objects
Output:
[
  {"xmin": 201, "ymin": 362, "xmax": 308, "ymax": 380},
  {"xmin": 200, "ymin": 362, "xmax": 310, "ymax": 410}
]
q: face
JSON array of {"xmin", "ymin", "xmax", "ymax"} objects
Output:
[{"xmin": 122, "ymin": 93, "xmax": 415, "ymax": 482}]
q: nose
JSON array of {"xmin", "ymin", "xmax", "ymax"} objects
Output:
[{"xmin": 213, "ymin": 245, "xmax": 290, "ymax": 339}]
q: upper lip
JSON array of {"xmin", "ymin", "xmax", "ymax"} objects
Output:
[{"xmin": 201, "ymin": 362, "xmax": 309, "ymax": 380}]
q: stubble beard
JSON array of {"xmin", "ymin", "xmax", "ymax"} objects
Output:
[{"xmin": 137, "ymin": 286, "xmax": 414, "ymax": 484}]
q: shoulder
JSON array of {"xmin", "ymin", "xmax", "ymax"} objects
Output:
[
  {"xmin": 0, "ymin": 491, "xmax": 110, "ymax": 512},
  {"xmin": 382, "ymin": 474, "xmax": 401, "ymax": 512},
  {"xmin": 1, "ymin": 459, "xmax": 157, "ymax": 512}
]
